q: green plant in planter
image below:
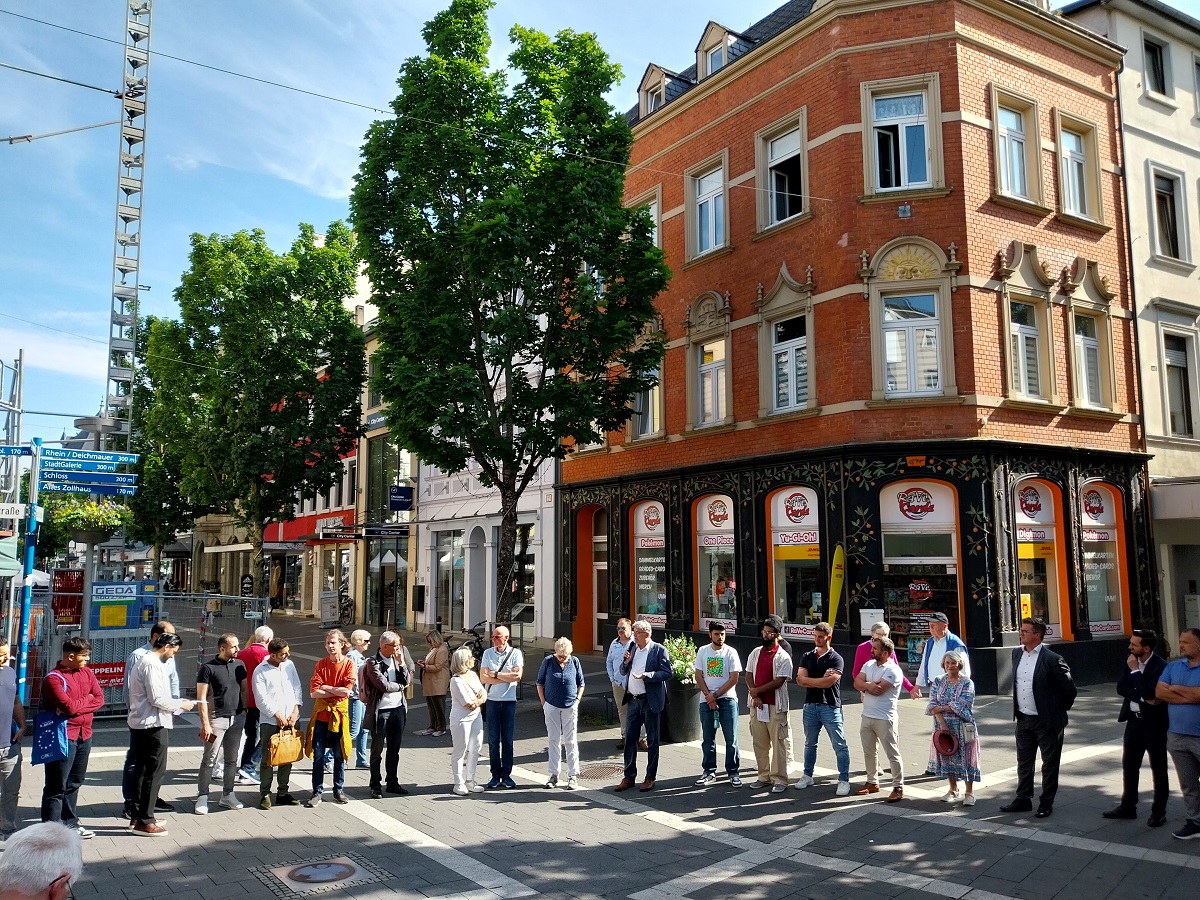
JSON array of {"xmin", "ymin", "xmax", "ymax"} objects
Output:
[
  {"xmin": 47, "ymin": 495, "xmax": 132, "ymax": 534},
  {"xmin": 662, "ymin": 633, "xmax": 699, "ymax": 686}
]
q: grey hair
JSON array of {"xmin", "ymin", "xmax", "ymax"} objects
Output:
[
  {"xmin": 553, "ymin": 636, "xmax": 573, "ymax": 656},
  {"xmin": 380, "ymin": 630, "xmax": 400, "ymax": 646},
  {"xmin": 0, "ymin": 821, "xmax": 82, "ymax": 892},
  {"xmin": 632, "ymin": 620, "xmax": 652, "ymax": 636},
  {"xmin": 253, "ymin": 625, "xmax": 274, "ymax": 644},
  {"xmin": 941, "ymin": 649, "xmax": 967, "ymax": 670},
  {"xmin": 449, "ymin": 646, "xmax": 474, "ymax": 675},
  {"xmin": 870, "ymin": 622, "xmax": 890, "ymax": 637}
]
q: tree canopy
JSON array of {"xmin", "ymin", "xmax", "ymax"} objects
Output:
[
  {"xmin": 144, "ymin": 223, "xmax": 365, "ymax": 592},
  {"xmin": 351, "ymin": 0, "xmax": 670, "ymax": 621}
]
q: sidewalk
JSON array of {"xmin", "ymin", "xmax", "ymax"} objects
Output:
[{"xmin": 15, "ymin": 617, "xmax": 1196, "ymax": 900}]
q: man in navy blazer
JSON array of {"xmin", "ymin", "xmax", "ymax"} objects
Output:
[
  {"xmin": 614, "ymin": 620, "xmax": 672, "ymax": 793},
  {"xmin": 1001, "ymin": 617, "xmax": 1077, "ymax": 818},
  {"xmin": 1104, "ymin": 629, "xmax": 1169, "ymax": 827}
]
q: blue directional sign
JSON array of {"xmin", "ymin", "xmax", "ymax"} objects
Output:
[
  {"xmin": 0, "ymin": 446, "xmax": 31, "ymax": 457},
  {"xmin": 388, "ymin": 485, "xmax": 414, "ymax": 511},
  {"xmin": 39, "ymin": 471, "xmax": 138, "ymax": 485},
  {"xmin": 38, "ymin": 482, "xmax": 137, "ymax": 497},
  {"xmin": 41, "ymin": 448, "xmax": 139, "ymax": 464},
  {"xmin": 39, "ymin": 459, "xmax": 121, "ymax": 474}
]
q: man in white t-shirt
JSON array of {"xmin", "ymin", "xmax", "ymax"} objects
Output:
[
  {"xmin": 694, "ymin": 622, "xmax": 743, "ymax": 786},
  {"xmin": 853, "ymin": 635, "xmax": 905, "ymax": 802}
]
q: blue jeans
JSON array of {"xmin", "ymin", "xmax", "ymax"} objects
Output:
[
  {"xmin": 802, "ymin": 703, "xmax": 850, "ymax": 781},
  {"xmin": 240, "ymin": 707, "xmax": 263, "ymax": 775},
  {"xmin": 310, "ymin": 720, "xmax": 345, "ymax": 795},
  {"xmin": 349, "ymin": 699, "xmax": 368, "ymax": 767},
  {"xmin": 486, "ymin": 700, "xmax": 517, "ymax": 778},
  {"xmin": 700, "ymin": 696, "xmax": 740, "ymax": 775}
]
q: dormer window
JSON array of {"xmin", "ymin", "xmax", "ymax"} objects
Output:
[
  {"xmin": 638, "ymin": 65, "xmax": 673, "ymax": 118},
  {"xmin": 697, "ymin": 22, "xmax": 740, "ymax": 80},
  {"xmin": 647, "ymin": 84, "xmax": 664, "ymax": 112},
  {"xmin": 707, "ymin": 44, "xmax": 725, "ymax": 76}
]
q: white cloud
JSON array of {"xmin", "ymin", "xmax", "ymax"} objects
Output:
[{"xmin": 0, "ymin": 325, "xmax": 108, "ymax": 381}]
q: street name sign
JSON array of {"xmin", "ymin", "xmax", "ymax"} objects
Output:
[
  {"xmin": 39, "ymin": 459, "xmax": 121, "ymax": 473},
  {"xmin": 0, "ymin": 446, "xmax": 31, "ymax": 457},
  {"xmin": 41, "ymin": 448, "xmax": 139, "ymax": 464},
  {"xmin": 38, "ymin": 482, "xmax": 137, "ymax": 497},
  {"xmin": 39, "ymin": 471, "xmax": 138, "ymax": 485},
  {"xmin": 0, "ymin": 503, "xmax": 27, "ymax": 519}
]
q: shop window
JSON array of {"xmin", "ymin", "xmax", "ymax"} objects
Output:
[
  {"xmin": 860, "ymin": 74, "xmax": 943, "ymax": 197},
  {"xmin": 879, "ymin": 480, "xmax": 961, "ymax": 669},
  {"xmin": 436, "ymin": 530, "xmax": 465, "ymax": 632},
  {"xmin": 756, "ymin": 109, "xmax": 808, "ymax": 229},
  {"xmin": 694, "ymin": 494, "xmax": 736, "ymax": 628},
  {"xmin": 882, "ymin": 293, "xmax": 941, "ymax": 396},
  {"xmin": 1054, "ymin": 111, "xmax": 1104, "ymax": 226},
  {"xmin": 1013, "ymin": 478, "xmax": 1068, "ymax": 641},
  {"xmin": 630, "ymin": 500, "xmax": 667, "ymax": 627},
  {"xmin": 767, "ymin": 487, "xmax": 822, "ymax": 639},
  {"xmin": 1143, "ymin": 34, "xmax": 1171, "ymax": 98},
  {"xmin": 510, "ymin": 523, "xmax": 536, "ymax": 626},
  {"xmin": 1164, "ymin": 333, "xmax": 1195, "ymax": 437},
  {"xmin": 990, "ymin": 87, "xmax": 1043, "ymax": 207},
  {"xmin": 1078, "ymin": 483, "xmax": 1128, "ymax": 636}
]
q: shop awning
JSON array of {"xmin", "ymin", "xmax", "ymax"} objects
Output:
[
  {"xmin": 203, "ymin": 542, "xmax": 253, "ymax": 554},
  {"xmin": 161, "ymin": 541, "xmax": 193, "ymax": 558}
]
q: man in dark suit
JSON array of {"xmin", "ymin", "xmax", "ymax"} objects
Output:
[
  {"xmin": 1001, "ymin": 617, "xmax": 1077, "ymax": 818},
  {"xmin": 614, "ymin": 620, "xmax": 672, "ymax": 793},
  {"xmin": 1104, "ymin": 629, "xmax": 1169, "ymax": 827}
]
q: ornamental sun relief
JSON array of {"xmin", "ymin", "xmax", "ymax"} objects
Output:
[{"xmin": 877, "ymin": 245, "xmax": 939, "ymax": 281}]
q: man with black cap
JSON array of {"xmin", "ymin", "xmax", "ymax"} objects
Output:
[
  {"xmin": 746, "ymin": 616, "xmax": 793, "ymax": 792},
  {"xmin": 916, "ymin": 613, "xmax": 970, "ymax": 692}
]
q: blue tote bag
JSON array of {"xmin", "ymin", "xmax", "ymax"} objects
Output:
[{"xmin": 32, "ymin": 671, "xmax": 70, "ymax": 766}]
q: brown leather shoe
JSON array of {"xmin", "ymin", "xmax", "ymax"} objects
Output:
[
  {"xmin": 639, "ymin": 778, "xmax": 655, "ymax": 792},
  {"xmin": 887, "ymin": 788, "xmax": 904, "ymax": 803},
  {"xmin": 614, "ymin": 778, "xmax": 635, "ymax": 792},
  {"xmin": 856, "ymin": 784, "xmax": 880, "ymax": 795},
  {"xmin": 639, "ymin": 739, "xmax": 649, "ymax": 751}
]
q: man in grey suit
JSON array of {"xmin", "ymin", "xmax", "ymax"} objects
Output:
[
  {"xmin": 614, "ymin": 620, "xmax": 671, "ymax": 793},
  {"xmin": 1001, "ymin": 617, "xmax": 1077, "ymax": 818}
]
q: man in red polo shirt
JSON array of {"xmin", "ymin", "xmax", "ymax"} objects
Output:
[{"xmin": 236, "ymin": 625, "xmax": 273, "ymax": 784}]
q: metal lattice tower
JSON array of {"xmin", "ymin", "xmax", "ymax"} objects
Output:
[{"xmin": 105, "ymin": 0, "xmax": 153, "ymax": 446}]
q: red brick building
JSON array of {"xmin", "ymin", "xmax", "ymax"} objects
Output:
[{"xmin": 558, "ymin": 0, "xmax": 1154, "ymax": 688}]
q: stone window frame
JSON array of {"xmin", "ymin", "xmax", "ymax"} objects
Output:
[
  {"xmin": 755, "ymin": 262, "xmax": 817, "ymax": 419},
  {"xmin": 859, "ymin": 72, "xmax": 946, "ymax": 200},
  {"xmin": 1053, "ymin": 109, "xmax": 1106, "ymax": 230},
  {"xmin": 684, "ymin": 149, "xmax": 730, "ymax": 262},
  {"xmin": 989, "ymin": 85, "xmax": 1046, "ymax": 212},
  {"xmin": 685, "ymin": 290, "xmax": 734, "ymax": 431},
  {"xmin": 755, "ymin": 106, "xmax": 811, "ymax": 233}
]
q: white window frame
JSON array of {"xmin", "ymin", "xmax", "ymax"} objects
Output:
[
  {"xmin": 1008, "ymin": 300, "xmax": 1043, "ymax": 399},
  {"xmin": 639, "ymin": 66, "xmax": 670, "ymax": 118},
  {"xmin": 755, "ymin": 263, "xmax": 816, "ymax": 419},
  {"xmin": 697, "ymin": 338, "xmax": 727, "ymax": 426},
  {"xmin": 860, "ymin": 73, "xmax": 944, "ymax": 199},
  {"xmin": 1194, "ymin": 54, "xmax": 1200, "ymax": 118},
  {"xmin": 685, "ymin": 151, "xmax": 729, "ymax": 261},
  {"xmin": 1069, "ymin": 304, "xmax": 1115, "ymax": 410},
  {"xmin": 627, "ymin": 185, "xmax": 663, "ymax": 250},
  {"xmin": 771, "ymin": 315, "xmax": 809, "ymax": 412},
  {"xmin": 686, "ymin": 291, "xmax": 733, "ymax": 431},
  {"xmin": 631, "ymin": 365, "xmax": 663, "ymax": 441},
  {"xmin": 1148, "ymin": 162, "xmax": 1191, "ymax": 264},
  {"xmin": 1161, "ymin": 329, "xmax": 1197, "ymax": 439},
  {"xmin": 989, "ymin": 86, "xmax": 1044, "ymax": 207},
  {"xmin": 881, "ymin": 293, "xmax": 942, "ymax": 398},
  {"xmin": 696, "ymin": 25, "xmax": 731, "ymax": 79},
  {"xmin": 707, "ymin": 44, "xmax": 725, "ymax": 76},
  {"xmin": 755, "ymin": 107, "xmax": 810, "ymax": 231},
  {"xmin": 1054, "ymin": 110, "xmax": 1105, "ymax": 226},
  {"xmin": 1142, "ymin": 32, "xmax": 1172, "ymax": 100},
  {"xmin": 1001, "ymin": 293, "xmax": 1057, "ymax": 404}
]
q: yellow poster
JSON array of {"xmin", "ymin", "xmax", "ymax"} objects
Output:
[
  {"xmin": 827, "ymin": 544, "xmax": 846, "ymax": 627},
  {"xmin": 99, "ymin": 605, "xmax": 127, "ymax": 628},
  {"xmin": 1020, "ymin": 593, "xmax": 1032, "ymax": 619}
]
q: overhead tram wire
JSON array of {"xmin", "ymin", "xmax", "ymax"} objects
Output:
[
  {"xmin": 0, "ymin": 6, "xmax": 855, "ymax": 213},
  {"xmin": 0, "ymin": 61, "xmax": 122, "ymax": 95}
]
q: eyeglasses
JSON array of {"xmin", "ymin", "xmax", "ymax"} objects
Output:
[
  {"xmin": 49, "ymin": 875, "xmax": 75, "ymax": 900},
  {"xmin": 761, "ymin": 629, "xmax": 779, "ymax": 637},
  {"xmin": 616, "ymin": 626, "xmax": 629, "ymax": 632}
]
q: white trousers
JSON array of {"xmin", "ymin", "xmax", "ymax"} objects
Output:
[
  {"xmin": 544, "ymin": 704, "xmax": 580, "ymax": 779},
  {"xmin": 450, "ymin": 710, "xmax": 484, "ymax": 790}
]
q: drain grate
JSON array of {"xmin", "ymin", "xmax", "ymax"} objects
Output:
[
  {"xmin": 577, "ymin": 761, "xmax": 626, "ymax": 781},
  {"xmin": 250, "ymin": 853, "xmax": 392, "ymax": 896}
]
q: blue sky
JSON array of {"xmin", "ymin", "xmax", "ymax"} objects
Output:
[{"xmin": 2, "ymin": 0, "xmax": 1199, "ymax": 447}]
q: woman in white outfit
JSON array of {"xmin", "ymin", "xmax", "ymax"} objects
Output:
[{"xmin": 448, "ymin": 647, "xmax": 487, "ymax": 795}]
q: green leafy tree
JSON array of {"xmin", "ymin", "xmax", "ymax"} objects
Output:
[
  {"xmin": 351, "ymin": 0, "xmax": 669, "ymax": 623},
  {"xmin": 147, "ymin": 223, "xmax": 365, "ymax": 594}
]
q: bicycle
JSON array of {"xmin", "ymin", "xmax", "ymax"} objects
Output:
[
  {"xmin": 337, "ymin": 590, "xmax": 355, "ymax": 627},
  {"xmin": 451, "ymin": 619, "xmax": 489, "ymax": 667}
]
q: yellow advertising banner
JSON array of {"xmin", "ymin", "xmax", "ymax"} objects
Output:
[
  {"xmin": 773, "ymin": 544, "xmax": 821, "ymax": 560},
  {"xmin": 827, "ymin": 544, "xmax": 846, "ymax": 627}
]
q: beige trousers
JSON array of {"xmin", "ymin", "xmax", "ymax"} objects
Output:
[
  {"xmin": 860, "ymin": 716, "xmax": 904, "ymax": 789},
  {"xmin": 749, "ymin": 706, "xmax": 791, "ymax": 786}
]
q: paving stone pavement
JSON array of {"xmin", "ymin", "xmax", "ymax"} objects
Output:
[{"xmin": 11, "ymin": 624, "xmax": 1198, "ymax": 899}]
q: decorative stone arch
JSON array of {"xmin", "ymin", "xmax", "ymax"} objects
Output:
[
  {"xmin": 859, "ymin": 238, "xmax": 960, "ymax": 401},
  {"xmin": 755, "ymin": 262, "xmax": 817, "ymax": 418}
]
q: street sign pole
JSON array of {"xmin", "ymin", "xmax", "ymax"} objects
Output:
[{"xmin": 16, "ymin": 437, "xmax": 41, "ymax": 703}]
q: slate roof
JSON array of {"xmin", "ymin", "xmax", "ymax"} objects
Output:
[{"xmin": 625, "ymin": 0, "xmax": 817, "ymax": 125}]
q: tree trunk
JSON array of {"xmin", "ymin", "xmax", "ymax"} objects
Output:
[
  {"xmin": 150, "ymin": 544, "xmax": 162, "ymax": 585},
  {"xmin": 493, "ymin": 475, "xmax": 519, "ymax": 625},
  {"xmin": 250, "ymin": 520, "xmax": 265, "ymax": 598}
]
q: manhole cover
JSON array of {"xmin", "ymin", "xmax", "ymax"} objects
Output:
[
  {"xmin": 252, "ymin": 853, "xmax": 392, "ymax": 896},
  {"xmin": 578, "ymin": 762, "xmax": 626, "ymax": 781}
]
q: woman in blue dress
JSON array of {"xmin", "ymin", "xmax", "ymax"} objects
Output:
[{"xmin": 925, "ymin": 649, "xmax": 981, "ymax": 805}]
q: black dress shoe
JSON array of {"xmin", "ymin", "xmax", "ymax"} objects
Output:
[
  {"xmin": 154, "ymin": 800, "xmax": 176, "ymax": 812},
  {"xmin": 1000, "ymin": 799, "xmax": 1033, "ymax": 813},
  {"xmin": 370, "ymin": 789, "xmax": 383, "ymax": 800},
  {"xmin": 1103, "ymin": 805, "xmax": 1138, "ymax": 820},
  {"xmin": 1148, "ymin": 812, "xmax": 1168, "ymax": 828},
  {"xmin": 1035, "ymin": 804, "xmax": 1053, "ymax": 818},
  {"xmin": 385, "ymin": 784, "xmax": 408, "ymax": 795}
]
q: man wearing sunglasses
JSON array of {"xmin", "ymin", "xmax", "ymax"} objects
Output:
[{"xmin": 0, "ymin": 821, "xmax": 82, "ymax": 900}]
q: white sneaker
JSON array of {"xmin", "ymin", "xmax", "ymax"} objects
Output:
[
  {"xmin": 566, "ymin": 777, "xmax": 578, "ymax": 790},
  {"xmin": 194, "ymin": 796, "xmax": 208, "ymax": 816},
  {"xmin": 71, "ymin": 825, "xmax": 95, "ymax": 840},
  {"xmin": 941, "ymin": 790, "xmax": 961, "ymax": 803},
  {"xmin": 545, "ymin": 776, "xmax": 558, "ymax": 789},
  {"xmin": 836, "ymin": 781, "xmax": 851, "ymax": 796},
  {"xmin": 963, "ymin": 794, "xmax": 977, "ymax": 806},
  {"xmin": 236, "ymin": 771, "xmax": 260, "ymax": 785},
  {"xmin": 794, "ymin": 775, "xmax": 815, "ymax": 789},
  {"xmin": 452, "ymin": 785, "xmax": 468, "ymax": 796},
  {"xmin": 219, "ymin": 793, "xmax": 244, "ymax": 810},
  {"xmin": 466, "ymin": 781, "xmax": 485, "ymax": 793}
]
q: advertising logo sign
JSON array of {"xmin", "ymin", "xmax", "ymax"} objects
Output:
[
  {"xmin": 1083, "ymin": 489, "xmax": 1105, "ymax": 521},
  {"xmin": 642, "ymin": 504, "xmax": 661, "ymax": 530},
  {"xmin": 707, "ymin": 498, "xmax": 730, "ymax": 528},
  {"xmin": 897, "ymin": 488, "xmax": 935, "ymax": 520},
  {"xmin": 784, "ymin": 492, "xmax": 810, "ymax": 523},
  {"xmin": 908, "ymin": 581, "xmax": 933, "ymax": 602},
  {"xmin": 1018, "ymin": 486, "xmax": 1043, "ymax": 518}
]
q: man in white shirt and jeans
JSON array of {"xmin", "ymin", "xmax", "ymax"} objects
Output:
[
  {"xmin": 694, "ymin": 621, "xmax": 742, "ymax": 786},
  {"xmin": 252, "ymin": 637, "xmax": 304, "ymax": 810},
  {"xmin": 853, "ymin": 635, "xmax": 905, "ymax": 802},
  {"xmin": 127, "ymin": 633, "xmax": 195, "ymax": 836}
]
